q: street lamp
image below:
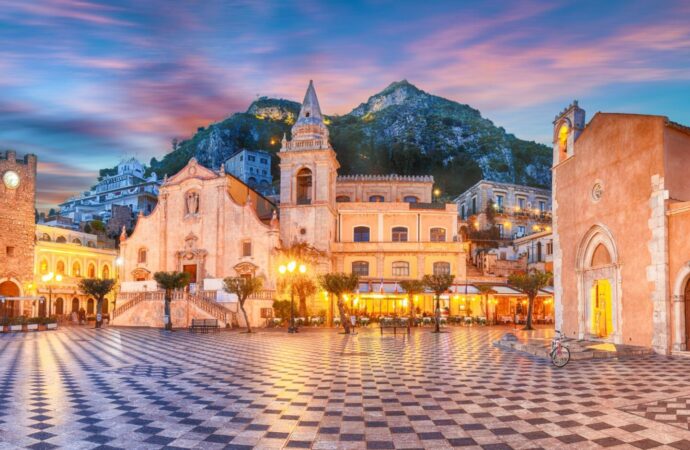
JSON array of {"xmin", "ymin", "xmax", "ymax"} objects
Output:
[
  {"xmin": 41, "ymin": 272, "xmax": 63, "ymax": 317},
  {"xmin": 278, "ymin": 260, "xmax": 307, "ymax": 333}
]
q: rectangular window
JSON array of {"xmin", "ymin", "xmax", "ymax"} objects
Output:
[
  {"xmin": 242, "ymin": 241, "xmax": 252, "ymax": 257},
  {"xmin": 496, "ymin": 195, "xmax": 504, "ymax": 207},
  {"xmin": 6, "ymin": 246, "xmax": 14, "ymax": 257},
  {"xmin": 547, "ymin": 242, "xmax": 553, "ymax": 255},
  {"xmin": 392, "ymin": 261, "xmax": 410, "ymax": 277},
  {"xmin": 392, "ymin": 227, "xmax": 408, "ymax": 242},
  {"xmin": 517, "ymin": 197, "xmax": 526, "ymax": 210},
  {"xmin": 433, "ymin": 262, "xmax": 451, "ymax": 276},
  {"xmin": 497, "ymin": 223, "xmax": 504, "ymax": 237},
  {"xmin": 260, "ymin": 308, "xmax": 273, "ymax": 318},
  {"xmin": 460, "ymin": 204, "xmax": 466, "ymax": 219},
  {"xmin": 517, "ymin": 225, "xmax": 526, "ymax": 236},
  {"xmin": 260, "ymin": 158, "xmax": 268, "ymax": 164},
  {"xmin": 354, "ymin": 227, "xmax": 370, "ymax": 242},
  {"xmin": 471, "ymin": 197, "xmax": 477, "ymax": 214},
  {"xmin": 539, "ymin": 200, "xmax": 546, "ymax": 212},
  {"xmin": 248, "ymin": 155, "xmax": 256, "ymax": 161},
  {"xmin": 352, "ymin": 261, "xmax": 369, "ymax": 276},
  {"xmin": 430, "ymin": 228, "xmax": 446, "ymax": 242}
]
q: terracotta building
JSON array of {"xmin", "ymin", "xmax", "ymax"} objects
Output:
[
  {"xmin": 553, "ymin": 101, "xmax": 690, "ymax": 354},
  {"xmin": 0, "ymin": 150, "xmax": 37, "ymax": 317}
]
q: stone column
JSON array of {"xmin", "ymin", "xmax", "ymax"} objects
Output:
[{"xmin": 647, "ymin": 174, "xmax": 670, "ymax": 354}]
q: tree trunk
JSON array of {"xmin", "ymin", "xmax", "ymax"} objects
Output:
[
  {"xmin": 434, "ymin": 294, "xmax": 441, "ymax": 333},
  {"xmin": 409, "ymin": 295, "xmax": 415, "ymax": 323},
  {"xmin": 95, "ymin": 297, "xmax": 103, "ymax": 329},
  {"xmin": 337, "ymin": 296, "xmax": 350, "ymax": 334},
  {"xmin": 239, "ymin": 300, "xmax": 252, "ymax": 333},
  {"xmin": 164, "ymin": 290, "xmax": 172, "ymax": 331},
  {"xmin": 523, "ymin": 294, "xmax": 535, "ymax": 331},
  {"xmin": 298, "ymin": 294, "xmax": 307, "ymax": 318}
]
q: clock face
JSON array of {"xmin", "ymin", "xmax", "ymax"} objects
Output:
[{"xmin": 3, "ymin": 170, "xmax": 20, "ymax": 189}]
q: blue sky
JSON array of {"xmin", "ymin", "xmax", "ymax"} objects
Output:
[{"xmin": 1, "ymin": 0, "xmax": 689, "ymax": 210}]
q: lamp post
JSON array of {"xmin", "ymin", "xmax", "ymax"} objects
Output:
[
  {"xmin": 41, "ymin": 272, "xmax": 63, "ymax": 317},
  {"xmin": 278, "ymin": 260, "xmax": 307, "ymax": 334}
]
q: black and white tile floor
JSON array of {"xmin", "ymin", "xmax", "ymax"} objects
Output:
[{"xmin": 3, "ymin": 326, "xmax": 690, "ymax": 449}]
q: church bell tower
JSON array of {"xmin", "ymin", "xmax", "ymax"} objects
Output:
[{"xmin": 278, "ymin": 80, "xmax": 339, "ymax": 256}]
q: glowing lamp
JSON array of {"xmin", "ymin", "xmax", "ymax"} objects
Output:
[
  {"xmin": 287, "ymin": 261, "xmax": 297, "ymax": 272},
  {"xmin": 298, "ymin": 264, "xmax": 306, "ymax": 274},
  {"xmin": 278, "ymin": 265, "xmax": 287, "ymax": 274}
]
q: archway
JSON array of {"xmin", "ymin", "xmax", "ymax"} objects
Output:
[
  {"xmin": 71, "ymin": 297, "xmax": 79, "ymax": 313},
  {"xmin": 0, "ymin": 280, "xmax": 21, "ymax": 318},
  {"xmin": 575, "ymin": 225, "xmax": 622, "ymax": 343},
  {"xmin": 87, "ymin": 298, "xmax": 94, "ymax": 315},
  {"xmin": 671, "ymin": 263, "xmax": 690, "ymax": 352},
  {"xmin": 55, "ymin": 297, "xmax": 64, "ymax": 315}
]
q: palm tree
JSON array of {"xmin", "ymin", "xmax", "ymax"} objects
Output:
[
  {"xmin": 475, "ymin": 285, "xmax": 494, "ymax": 322},
  {"xmin": 508, "ymin": 269, "xmax": 553, "ymax": 330},
  {"xmin": 423, "ymin": 274, "xmax": 454, "ymax": 333},
  {"xmin": 223, "ymin": 276, "xmax": 264, "ymax": 333},
  {"xmin": 319, "ymin": 273, "xmax": 359, "ymax": 334},
  {"xmin": 153, "ymin": 271, "xmax": 191, "ymax": 330},
  {"xmin": 398, "ymin": 279, "xmax": 425, "ymax": 321},
  {"xmin": 78, "ymin": 278, "xmax": 115, "ymax": 328},
  {"xmin": 275, "ymin": 242, "xmax": 323, "ymax": 317}
]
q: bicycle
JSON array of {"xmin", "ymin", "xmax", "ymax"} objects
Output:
[{"xmin": 550, "ymin": 330, "xmax": 571, "ymax": 367}]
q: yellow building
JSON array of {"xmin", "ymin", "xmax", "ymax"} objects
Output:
[{"xmin": 34, "ymin": 224, "xmax": 118, "ymax": 318}]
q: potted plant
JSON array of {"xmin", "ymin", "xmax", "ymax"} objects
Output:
[
  {"xmin": 26, "ymin": 317, "xmax": 40, "ymax": 331},
  {"xmin": 45, "ymin": 316, "xmax": 58, "ymax": 330},
  {"xmin": 9, "ymin": 316, "xmax": 24, "ymax": 332}
]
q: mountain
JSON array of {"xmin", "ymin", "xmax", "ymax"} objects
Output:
[{"xmin": 143, "ymin": 81, "xmax": 551, "ymax": 198}]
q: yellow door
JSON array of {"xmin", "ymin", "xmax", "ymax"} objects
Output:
[{"xmin": 596, "ymin": 280, "xmax": 612, "ymax": 337}]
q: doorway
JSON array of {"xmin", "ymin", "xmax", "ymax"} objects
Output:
[
  {"xmin": 685, "ymin": 281, "xmax": 690, "ymax": 350},
  {"xmin": 591, "ymin": 279, "xmax": 613, "ymax": 338},
  {"xmin": 183, "ymin": 264, "xmax": 197, "ymax": 283}
]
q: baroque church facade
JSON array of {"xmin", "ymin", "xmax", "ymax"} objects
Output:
[{"xmin": 116, "ymin": 81, "xmax": 466, "ymax": 327}]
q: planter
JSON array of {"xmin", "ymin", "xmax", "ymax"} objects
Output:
[
  {"xmin": 46, "ymin": 323, "xmax": 58, "ymax": 330},
  {"xmin": 26, "ymin": 324, "xmax": 39, "ymax": 331},
  {"xmin": 9, "ymin": 325, "xmax": 22, "ymax": 332}
]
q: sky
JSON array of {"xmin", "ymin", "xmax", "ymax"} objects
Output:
[{"xmin": 1, "ymin": 0, "xmax": 690, "ymax": 211}]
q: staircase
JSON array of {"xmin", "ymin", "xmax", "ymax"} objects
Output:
[
  {"xmin": 112, "ymin": 292, "xmax": 147, "ymax": 319},
  {"xmin": 187, "ymin": 293, "xmax": 238, "ymax": 327}
]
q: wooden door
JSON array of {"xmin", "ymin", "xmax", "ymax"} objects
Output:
[{"xmin": 183, "ymin": 264, "xmax": 197, "ymax": 283}]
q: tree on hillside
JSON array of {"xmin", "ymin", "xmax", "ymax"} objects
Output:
[
  {"xmin": 399, "ymin": 279, "xmax": 426, "ymax": 320},
  {"xmin": 78, "ymin": 278, "xmax": 115, "ymax": 329},
  {"xmin": 223, "ymin": 276, "xmax": 264, "ymax": 333},
  {"xmin": 508, "ymin": 269, "xmax": 553, "ymax": 330},
  {"xmin": 153, "ymin": 271, "xmax": 191, "ymax": 331},
  {"xmin": 423, "ymin": 274, "xmax": 454, "ymax": 333},
  {"xmin": 319, "ymin": 273, "xmax": 359, "ymax": 334}
]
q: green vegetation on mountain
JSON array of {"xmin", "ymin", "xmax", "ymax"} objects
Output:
[{"xmin": 139, "ymin": 81, "xmax": 551, "ymax": 197}]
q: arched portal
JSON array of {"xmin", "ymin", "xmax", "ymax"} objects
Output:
[
  {"xmin": 671, "ymin": 263, "xmax": 690, "ymax": 352},
  {"xmin": 0, "ymin": 280, "xmax": 21, "ymax": 318},
  {"xmin": 575, "ymin": 225, "xmax": 622, "ymax": 343}
]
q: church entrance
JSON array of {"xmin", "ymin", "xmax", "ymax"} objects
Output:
[
  {"xmin": 0, "ymin": 280, "xmax": 21, "ymax": 318},
  {"xmin": 183, "ymin": 264, "xmax": 197, "ymax": 284},
  {"xmin": 590, "ymin": 279, "xmax": 613, "ymax": 338}
]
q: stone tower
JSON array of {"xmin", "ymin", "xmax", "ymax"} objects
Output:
[
  {"xmin": 0, "ymin": 150, "xmax": 37, "ymax": 310},
  {"xmin": 552, "ymin": 100, "xmax": 586, "ymax": 166},
  {"xmin": 279, "ymin": 80, "xmax": 339, "ymax": 257}
]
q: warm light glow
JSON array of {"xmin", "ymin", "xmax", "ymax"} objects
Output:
[
  {"xmin": 278, "ymin": 265, "xmax": 287, "ymax": 274},
  {"xmin": 287, "ymin": 261, "xmax": 297, "ymax": 272},
  {"xmin": 298, "ymin": 264, "xmax": 306, "ymax": 273},
  {"xmin": 433, "ymin": 188, "xmax": 441, "ymax": 197},
  {"xmin": 504, "ymin": 221, "xmax": 512, "ymax": 228},
  {"xmin": 42, "ymin": 272, "xmax": 54, "ymax": 282},
  {"xmin": 546, "ymin": 226, "xmax": 552, "ymax": 232},
  {"xmin": 115, "ymin": 256, "xmax": 124, "ymax": 266},
  {"xmin": 56, "ymin": 274, "xmax": 62, "ymax": 282},
  {"xmin": 402, "ymin": 299, "xmax": 408, "ymax": 308},
  {"xmin": 493, "ymin": 203, "xmax": 499, "ymax": 209},
  {"xmin": 514, "ymin": 206, "xmax": 521, "ymax": 212},
  {"xmin": 558, "ymin": 123, "xmax": 569, "ymax": 150},
  {"xmin": 473, "ymin": 221, "xmax": 480, "ymax": 229}
]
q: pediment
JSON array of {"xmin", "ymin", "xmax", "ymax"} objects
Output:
[{"xmin": 165, "ymin": 158, "xmax": 218, "ymax": 185}]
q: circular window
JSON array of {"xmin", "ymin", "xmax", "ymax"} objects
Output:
[{"xmin": 591, "ymin": 182, "xmax": 603, "ymax": 202}]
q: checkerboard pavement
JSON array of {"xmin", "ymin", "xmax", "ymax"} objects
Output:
[{"xmin": 4, "ymin": 327, "xmax": 690, "ymax": 449}]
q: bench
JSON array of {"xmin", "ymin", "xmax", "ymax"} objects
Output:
[
  {"xmin": 189, "ymin": 318, "xmax": 219, "ymax": 333},
  {"xmin": 379, "ymin": 319, "xmax": 410, "ymax": 336}
]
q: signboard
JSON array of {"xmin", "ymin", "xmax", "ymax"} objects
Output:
[{"xmin": 97, "ymin": 313, "xmax": 102, "ymax": 322}]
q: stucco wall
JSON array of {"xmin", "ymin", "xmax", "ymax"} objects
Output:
[{"xmin": 555, "ymin": 114, "xmax": 665, "ymax": 347}]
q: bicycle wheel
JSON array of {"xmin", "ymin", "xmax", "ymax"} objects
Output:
[{"xmin": 551, "ymin": 347, "xmax": 570, "ymax": 368}]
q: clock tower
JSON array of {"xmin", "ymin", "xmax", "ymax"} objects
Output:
[{"xmin": 0, "ymin": 150, "xmax": 37, "ymax": 315}]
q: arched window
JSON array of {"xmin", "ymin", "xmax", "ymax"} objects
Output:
[
  {"xmin": 71, "ymin": 297, "xmax": 79, "ymax": 313},
  {"xmin": 72, "ymin": 261, "xmax": 81, "ymax": 277},
  {"xmin": 138, "ymin": 248, "xmax": 147, "ymax": 264},
  {"xmin": 392, "ymin": 227, "xmax": 408, "ymax": 242},
  {"xmin": 403, "ymin": 195, "xmax": 418, "ymax": 203},
  {"xmin": 336, "ymin": 195, "xmax": 351, "ymax": 203},
  {"xmin": 102, "ymin": 265, "xmax": 110, "ymax": 279},
  {"xmin": 56, "ymin": 236, "xmax": 67, "ymax": 243},
  {"xmin": 430, "ymin": 228, "xmax": 446, "ymax": 242},
  {"xmin": 591, "ymin": 244, "xmax": 611, "ymax": 267},
  {"xmin": 296, "ymin": 168, "xmax": 312, "ymax": 205},
  {"xmin": 72, "ymin": 238, "xmax": 82, "ymax": 246},
  {"xmin": 392, "ymin": 261, "xmax": 410, "ymax": 277},
  {"xmin": 88, "ymin": 263, "xmax": 96, "ymax": 278},
  {"xmin": 40, "ymin": 233, "xmax": 51, "ymax": 242},
  {"xmin": 353, "ymin": 226, "xmax": 370, "ymax": 242},
  {"xmin": 369, "ymin": 195, "xmax": 384, "ymax": 202},
  {"xmin": 352, "ymin": 261, "xmax": 369, "ymax": 276},
  {"xmin": 55, "ymin": 298, "xmax": 64, "ymax": 315},
  {"xmin": 433, "ymin": 262, "xmax": 451, "ymax": 276},
  {"xmin": 39, "ymin": 259, "xmax": 49, "ymax": 275},
  {"xmin": 56, "ymin": 260, "xmax": 65, "ymax": 275},
  {"xmin": 87, "ymin": 298, "xmax": 94, "ymax": 314},
  {"xmin": 247, "ymin": 177, "xmax": 257, "ymax": 186}
]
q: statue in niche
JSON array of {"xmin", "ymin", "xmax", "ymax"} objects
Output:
[{"xmin": 185, "ymin": 191, "xmax": 199, "ymax": 215}]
